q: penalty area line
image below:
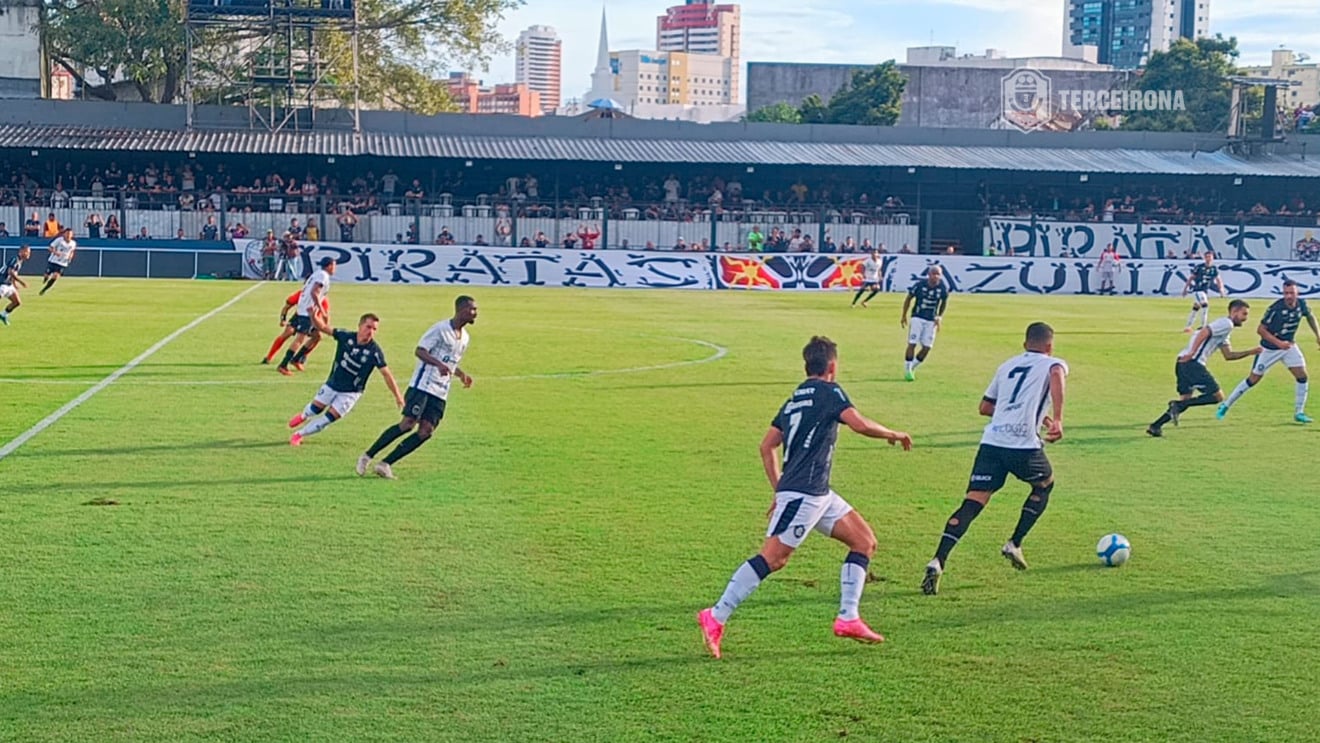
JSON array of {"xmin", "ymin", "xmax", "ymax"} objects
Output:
[{"xmin": 0, "ymin": 282, "xmax": 266, "ymax": 463}]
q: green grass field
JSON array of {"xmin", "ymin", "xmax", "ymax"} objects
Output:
[{"xmin": 3, "ymin": 279, "xmax": 1319, "ymax": 742}]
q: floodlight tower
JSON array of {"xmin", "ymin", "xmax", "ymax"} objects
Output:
[{"xmin": 184, "ymin": 0, "xmax": 361, "ymax": 132}]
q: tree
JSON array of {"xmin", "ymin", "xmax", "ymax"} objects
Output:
[
  {"xmin": 746, "ymin": 63, "xmax": 905, "ymax": 127},
  {"xmin": 823, "ymin": 62, "xmax": 905, "ymax": 126},
  {"xmin": 41, "ymin": 0, "xmax": 520, "ymax": 113},
  {"xmin": 745, "ymin": 102, "xmax": 801, "ymax": 124},
  {"xmin": 1121, "ymin": 36, "xmax": 1248, "ymax": 133}
]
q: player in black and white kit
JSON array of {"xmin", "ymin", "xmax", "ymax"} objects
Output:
[
  {"xmin": 1217, "ymin": 280, "xmax": 1320, "ymax": 424},
  {"xmin": 287, "ymin": 312, "xmax": 403, "ymax": 446},
  {"xmin": 39, "ymin": 228, "xmax": 77, "ymax": 296},
  {"xmin": 1147, "ymin": 300, "xmax": 1258, "ymax": 437},
  {"xmin": 696, "ymin": 336, "xmax": 913, "ymax": 658},
  {"xmin": 0, "ymin": 244, "xmax": 31, "ymax": 326},
  {"xmin": 278, "ymin": 256, "xmax": 335, "ymax": 376},
  {"xmin": 922, "ymin": 322, "xmax": 1067, "ymax": 596},
  {"xmin": 850, "ymin": 250, "xmax": 884, "ymax": 308},
  {"xmin": 358, "ymin": 295, "xmax": 477, "ymax": 479},
  {"xmin": 900, "ymin": 266, "xmax": 949, "ymax": 381},
  {"xmin": 1181, "ymin": 251, "xmax": 1226, "ymax": 333}
]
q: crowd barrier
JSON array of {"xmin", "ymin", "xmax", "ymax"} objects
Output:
[
  {"xmin": 986, "ymin": 217, "xmax": 1320, "ymax": 262},
  {"xmin": 233, "ymin": 240, "xmax": 1320, "ymax": 298}
]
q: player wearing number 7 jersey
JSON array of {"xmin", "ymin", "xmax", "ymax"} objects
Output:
[
  {"xmin": 696, "ymin": 336, "xmax": 913, "ymax": 658},
  {"xmin": 922, "ymin": 322, "xmax": 1067, "ymax": 596}
]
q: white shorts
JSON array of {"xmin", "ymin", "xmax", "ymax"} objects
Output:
[
  {"xmin": 1098, "ymin": 268, "xmax": 1117, "ymax": 282},
  {"xmin": 1192, "ymin": 291, "xmax": 1209, "ymax": 306},
  {"xmin": 1253, "ymin": 346, "xmax": 1307, "ymax": 376},
  {"xmin": 313, "ymin": 384, "xmax": 362, "ymax": 416},
  {"xmin": 766, "ymin": 490, "xmax": 854, "ymax": 549},
  {"xmin": 908, "ymin": 317, "xmax": 938, "ymax": 348},
  {"xmin": 0, "ymin": 284, "xmax": 15, "ymax": 300}
]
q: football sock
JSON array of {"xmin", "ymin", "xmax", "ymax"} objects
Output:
[
  {"xmin": 1181, "ymin": 392, "xmax": 1220, "ymax": 409},
  {"xmin": 1151, "ymin": 409, "xmax": 1173, "ymax": 428},
  {"xmin": 382, "ymin": 433, "xmax": 428, "ymax": 464},
  {"xmin": 303, "ymin": 401, "xmax": 322, "ymax": 418},
  {"xmin": 1010, "ymin": 483, "xmax": 1053, "ymax": 547},
  {"xmin": 838, "ymin": 552, "xmax": 869, "ymax": 621},
  {"xmin": 1224, "ymin": 378, "xmax": 1255, "ymax": 409},
  {"xmin": 1199, "ymin": 306, "xmax": 1210, "ymax": 327},
  {"xmin": 266, "ymin": 336, "xmax": 289, "ymax": 361},
  {"xmin": 712, "ymin": 555, "xmax": 771, "ymax": 623},
  {"xmin": 1297, "ymin": 379, "xmax": 1309, "ymax": 414},
  {"xmin": 1185, "ymin": 308, "xmax": 1198, "ymax": 328},
  {"xmin": 912, "ymin": 358, "xmax": 924, "ymax": 370},
  {"xmin": 278, "ymin": 349, "xmax": 296, "ymax": 369},
  {"xmin": 365, "ymin": 424, "xmax": 407, "ymax": 457},
  {"xmin": 865, "ymin": 289, "xmax": 881, "ymax": 303},
  {"xmin": 904, "ymin": 360, "xmax": 915, "ymax": 373},
  {"xmin": 292, "ymin": 347, "xmax": 311, "ymax": 364},
  {"xmin": 299, "ymin": 412, "xmax": 337, "ymax": 438},
  {"xmin": 934, "ymin": 498, "xmax": 985, "ymax": 566},
  {"xmin": 852, "ymin": 287, "xmax": 866, "ymax": 305}
]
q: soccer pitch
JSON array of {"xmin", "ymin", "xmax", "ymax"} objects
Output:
[{"xmin": 2, "ymin": 279, "xmax": 1319, "ymax": 742}]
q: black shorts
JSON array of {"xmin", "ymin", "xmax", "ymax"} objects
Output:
[
  {"xmin": 1175, "ymin": 360, "xmax": 1219, "ymax": 396},
  {"xmin": 403, "ymin": 387, "xmax": 447, "ymax": 426},
  {"xmin": 967, "ymin": 444, "xmax": 1053, "ymax": 493},
  {"xmin": 289, "ymin": 314, "xmax": 313, "ymax": 334},
  {"xmin": 45, "ymin": 261, "xmax": 67, "ymax": 275}
]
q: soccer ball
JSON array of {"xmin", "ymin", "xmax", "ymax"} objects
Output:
[{"xmin": 1096, "ymin": 533, "xmax": 1131, "ymax": 567}]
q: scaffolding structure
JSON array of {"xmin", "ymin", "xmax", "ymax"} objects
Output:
[{"xmin": 184, "ymin": 0, "xmax": 360, "ymax": 132}]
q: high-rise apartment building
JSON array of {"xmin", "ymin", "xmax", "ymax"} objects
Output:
[
  {"xmin": 1064, "ymin": 0, "xmax": 1209, "ymax": 69},
  {"xmin": 655, "ymin": 0, "xmax": 740, "ymax": 103},
  {"xmin": 515, "ymin": 25, "xmax": 562, "ymax": 115}
]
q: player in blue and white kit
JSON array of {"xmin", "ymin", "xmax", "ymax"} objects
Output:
[
  {"xmin": 1181, "ymin": 251, "xmax": 1226, "ymax": 333},
  {"xmin": 277, "ymin": 256, "xmax": 335, "ymax": 376},
  {"xmin": 697, "ymin": 336, "xmax": 913, "ymax": 658},
  {"xmin": 923, "ymin": 322, "xmax": 1067, "ymax": 596},
  {"xmin": 1217, "ymin": 280, "xmax": 1320, "ymax": 424},
  {"xmin": 358, "ymin": 295, "xmax": 477, "ymax": 479},
  {"xmin": 1147, "ymin": 300, "xmax": 1258, "ymax": 437},
  {"xmin": 900, "ymin": 266, "xmax": 949, "ymax": 381},
  {"xmin": 39, "ymin": 228, "xmax": 76, "ymax": 296},
  {"xmin": 0, "ymin": 245, "xmax": 31, "ymax": 326},
  {"xmin": 850, "ymin": 250, "xmax": 884, "ymax": 308}
]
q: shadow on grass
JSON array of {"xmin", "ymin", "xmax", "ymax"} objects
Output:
[
  {"xmin": 14, "ymin": 474, "xmax": 360, "ymax": 496},
  {"xmin": 17, "ymin": 439, "xmax": 288, "ymax": 459},
  {"xmin": 920, "ymin": 569, "xmax": 1320, "ymax": 630}
]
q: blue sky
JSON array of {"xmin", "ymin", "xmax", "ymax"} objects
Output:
[{"xmin": 481, "ymin": 0, "xmax": 1318, "ymax": 103}]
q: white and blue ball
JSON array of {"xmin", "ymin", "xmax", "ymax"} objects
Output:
[{"xmin": 1096, "ymin": 533, "xmax": 1131, "ymax": 567}]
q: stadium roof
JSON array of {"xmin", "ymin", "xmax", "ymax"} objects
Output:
[{"xmin": 1, "ymin": 101, "xmax": 1318, "ymax": 178}]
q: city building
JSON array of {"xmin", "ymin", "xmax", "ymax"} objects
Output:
[
  {"xmin": 655, "ymin": 0, "xmax": 740, "ymax": 103},
  {"xmin": 582, "ymin": 8, "xmax": 742, "ymax": 123},
  {"xmin": 748, "ymin": 48, "xmax": 1124, "ymax": 130},
  {"xmin": 1240, "ymin": 49, "xmax": 1320, "ymax": 108},
  {"xmin": 0, "ymin": 0, "xmax": 42, "ymax": 99},
  {"xmin": 1064, "ymin": 0, "xmax": 1210, "ymax": 69},
  {"xmin": 447, "ymin": 73, "xmax": 542, "ymax": 117},
  {"xmin": 515, "ymin": 25, "xmax": 562, "ymax": 115}
]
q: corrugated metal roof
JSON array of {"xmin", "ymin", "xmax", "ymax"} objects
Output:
[{"xmin": 1, "ymin": 124, "xmax": 1318, "ymax": 177}]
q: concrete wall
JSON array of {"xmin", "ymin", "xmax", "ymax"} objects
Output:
[
  {"xmin": 747, "ymin": 62, "xmax": 1132, "ymax": 129},
  {"xmin": 0, "ymin": 0, "xmax": 41, "ymax": 99}
]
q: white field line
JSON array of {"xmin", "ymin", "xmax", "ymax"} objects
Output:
[
  {"xmin": 0, "ymin": 336, "xmax": 730, "ymax": 387},
  {"xmin": 0, "ymin": 283, "xmax": 265, "ymax": 462}
]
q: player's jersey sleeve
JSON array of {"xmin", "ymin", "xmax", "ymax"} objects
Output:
[
  {"xmin": 1262, "ymin": 302, "xmax": 1281, "ymax": 330},
  {"xmin": 829, "ymin": 384, "xmax": 854, "ymax": 421},
  {"xmin": 1209, "ymin": 317, "xmax": 1234, "ymax": 337},
  {"xmin": 1302, "ymin": 300, "xmax": 1313, "ymax": 319},
  {"xmin": 417, "ymin": 322, "xmax": 446, "ymax": 354},
  {"xmin": 373, "ymin": 344, "xmax": 387, "ymax": 369},
  {"xmin": 939, "ymin": 285, "xmax": 950, "ymax": 305},
  {"xmin": 333, "ymin": 329, "xmax": 353, "ymax": 344},
  {"xmin": 771, "ymin": 403, "xmax": 787, "ymax": 431},
  {"xmin": 983, "ymin": 365, "xmax": 1002, "ymax": 403},
  {"xmin": 907, "ymin": 282, "xmax": 919, "ymax": 297}
]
